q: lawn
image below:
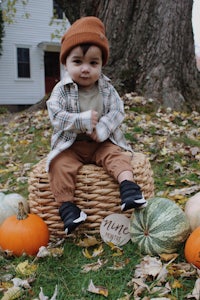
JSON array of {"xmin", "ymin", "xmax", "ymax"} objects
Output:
[{"xmin": 0, "ymin": 94, "xmax": 200, "ymax": 299}]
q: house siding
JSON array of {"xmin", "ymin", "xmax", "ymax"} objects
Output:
[{"xmin": 0, "ymin": 0, "xmax": 68, "ymax": 105}]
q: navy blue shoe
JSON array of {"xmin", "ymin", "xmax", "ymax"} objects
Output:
[
  {"xmin": 59, "ymin": 202, "xmax": 87, "ymax": 234},
  {"xmin": 120, "ymin": 180, "xmax": 147, "ymax": 211}
]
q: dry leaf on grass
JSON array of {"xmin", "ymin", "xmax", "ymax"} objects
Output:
[
  {"xmin": 1, "ymin": 286, "xmax": 22, "ymax": 300},
  {"xmin": 187, "ymin": 278, "xmax": 200, "ymax": 299},
  {"xmin": 87, "ymin": 279, "xmax": 108, "ymax": 297},
  {"xmin": 167, "ymin": 262, "xmax": 196, "ymax": 277},
  {"xmin": 81, "ymin": 259, "xmax": 108, "ymax": 273},
  {"xmin": 169, "ymin": 185, "xmax": 200, "ymax": 197},
  {"xmin": 106, "ymin": 242, "xmax": 124, "ymax": 256},
  {"xmin": 82, "ymin": 244, "xmax": 104, "ymax": 258},
  {"xmin": 127, "ymin": 277, "xmax": 150, "ymax": 293},
  {"xmin": 77, "ymin": 235, "xmax": 99, "ymax": 247},
  {"xmin": 159, "ymin": 253, "xmax": 179, "ymax": 262},
  {"xmin": 134, "ymin": 255, "xmax": 163, "ymax": 279},
  {"xmin": 15, "ymin": 260, "xmax": 37, "ymax": 276},
  {"xmin": 36, "ymin": 246, "xmax": 64, "ymax": 258},
  {"xmin": 149, "ymin": 297, "xmax": 170, "ymax": 300},
  {"xmin": 38, "ymin": 285, "xmax": 58, "ymax": 300},
  {"xmin": 171, "ymin": 279, "xmax": 183, "ymax": 289},
  {"xmin": 150, "ymin": 282, "xmax": 171, "ymax": 296},
  {"xmin": 128, "ymin": 255, "xmax": 191, "ymax": 298},
  {"xmin": 0, "ymin": 281, "xmax": 13, "ymax": 292},
  {"xmin": 108, "ymin": 258, "xmax": 130, "ymax": 270},
  {"xmin": 12, "ymin": 277, "xmax": 31, "ymax": 289}
]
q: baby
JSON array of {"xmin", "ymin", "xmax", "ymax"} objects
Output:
[{"xmin": 46, "ymin": 16, "xmax": 147, "ymax": 234}]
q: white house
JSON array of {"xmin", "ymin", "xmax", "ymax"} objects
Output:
[
  {"xmin": 0, "ymin": 0, "xmax": 69, "ymax": 107},
  {"xmin": 192, "ymin": 0, "xmax": 200, "ymax": 71}
]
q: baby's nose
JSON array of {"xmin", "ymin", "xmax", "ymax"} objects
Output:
[{"xmin": 81, "ymin": 64, "xmax": 90, "ymax": 72}]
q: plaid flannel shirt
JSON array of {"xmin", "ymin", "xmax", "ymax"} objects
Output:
[{"xmin": 46, "ymin": 72, "xmax": 132, "ymax": 171}]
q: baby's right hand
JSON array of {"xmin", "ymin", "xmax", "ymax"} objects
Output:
[{"xmin": 91, "ymin": 110, "xmax": 98, "ymax": 130}]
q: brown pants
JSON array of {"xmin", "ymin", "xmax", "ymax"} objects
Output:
[{"xmin": 48, "ymin": 140, "xmax": 133, "ymax": 203}]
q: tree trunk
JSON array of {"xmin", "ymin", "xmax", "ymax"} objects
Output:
[{"xmin": 56, "ymin": 0, "xmax": 200, "ymax": 112}]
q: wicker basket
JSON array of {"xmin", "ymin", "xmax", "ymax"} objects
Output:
[{"xmin": 28, "ymin": 152, "xmax": 154, "ymax": 240}]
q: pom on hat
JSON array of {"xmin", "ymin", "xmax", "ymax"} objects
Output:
[{"xmin": 60, "ymin": 16, "xmax": 109, "ymax": 66}]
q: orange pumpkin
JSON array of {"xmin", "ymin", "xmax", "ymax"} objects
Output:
[
  {"xmin": 184, "ymin": 226, "xmax": 200, "ymax": 269},
  {"xmin": 0, "ymin": 202, "xmax": 49, "ymax": 256}
]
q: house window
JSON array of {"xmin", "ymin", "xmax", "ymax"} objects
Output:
[
  {"xmin": 17, "ymin": 47, "xmax": 30, "ymax": 78},
  {"xmin": 53, "ymin": 0, "xmax": 64, "ymax": 19}
]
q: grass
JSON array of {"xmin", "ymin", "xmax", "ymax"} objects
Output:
[
  {"xmin": 0, "ymin": 242, "xmax": 196, "ymax": 299},
  {"xmin": 0, "ymin": 99, "xmax": 200, "ymax": 299},
  {"xmin": 0, "ymin": 240, "xmax": 141, "ymax": 299}
]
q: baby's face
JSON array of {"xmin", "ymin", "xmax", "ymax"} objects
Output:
[{"xmin": 65, "ymin": 45, "xmax": 102, "ymax": 90}]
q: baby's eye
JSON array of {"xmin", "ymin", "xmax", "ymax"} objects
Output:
[
  {"xmin": 73, "ymin": 59, "xmax": 82, "ymax": 64},
  {"xmin": 90, "ymin": 61, "xmax": 98, "ymax": 65}
]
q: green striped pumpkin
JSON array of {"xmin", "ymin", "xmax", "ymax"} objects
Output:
[{"xmin": 129, "ymin": 197, "xmax": 191, "ymax": 255}]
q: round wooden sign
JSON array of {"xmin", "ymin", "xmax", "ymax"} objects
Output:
[{"xmin": 100, "ymin": 213, "xmax": 131, "ymax": 246}]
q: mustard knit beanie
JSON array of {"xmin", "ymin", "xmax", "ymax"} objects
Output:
[{"xmin": 60, "ymin": 16, "xmax": 109, "ymax": 66}]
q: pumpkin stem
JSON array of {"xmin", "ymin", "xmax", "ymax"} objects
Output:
[{"xmin": 17, "ymin": 202, "xmax": 28, "ymax": 220}]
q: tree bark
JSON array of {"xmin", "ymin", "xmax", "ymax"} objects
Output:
[{"xmin": 56, "ymin": 0, "xmax": 200, "ymax": 112}]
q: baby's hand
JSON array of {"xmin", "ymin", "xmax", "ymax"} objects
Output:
[
  {"xmin": 88, "ymin": 128, "xmax": 99, "ymax": 142},
  {"xmin": 91, "ymin": 110, "xmax": 98, "ymax": 130}
]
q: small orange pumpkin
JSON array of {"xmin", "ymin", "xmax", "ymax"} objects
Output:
[
  {"xmin": 184, "ymin": 226, "xmax": 200, "ymax": 269},
  {"xmin": 0, "ymin": 202, "xmax": 49, "ymax": 256}
]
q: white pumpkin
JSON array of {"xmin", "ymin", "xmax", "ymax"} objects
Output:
[
  {"xmin": 0, "ymin": 192, "xmax": 29, "ymax": 225},
  {"xmin": 185, "ymin": 192, "xmax": 200, "ymax": 231}
]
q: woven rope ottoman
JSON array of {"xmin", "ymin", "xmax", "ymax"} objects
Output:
[{"xmin": 28, "ymin": 152, "xmax": 154, "ymax": 240}]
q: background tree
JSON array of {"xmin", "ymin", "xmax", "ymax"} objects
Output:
[{"xmin": 56, "ymin": 0, "xmax": 200, "ymax": 112}]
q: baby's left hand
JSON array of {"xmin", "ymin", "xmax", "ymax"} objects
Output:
[{"xmin": 88, "ymin": 129, "xmax": 99, "ymax": 142}]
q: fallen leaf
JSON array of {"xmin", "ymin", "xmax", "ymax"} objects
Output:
[
  {"xmin": 82, "ymin": 248, "xmax": 93, "ymax": 259},
  {"xmin": 187, "ymin": 278, "xmax": 200, "ymax": 299},
  {"xmin": 87, "ymin": 279, "xmax": 108, "ymax": 297},
  {"xmin": 173, "ymin": 161, "xmax": 184, "ymax": 172},
  {"xmin": 127, "ymin": 277, "xmax": 150, "ymax": 298},
  {"xmin": 36, "ymin": 246, "xmax": 50, "ymax": 258},
  {"xmin": 151, "ymin": 297, "xmax": 170, "ymax": 300},
  {"xmin": 151, "ymin": 282, "xmax": 171, "ymax": 296},
  {"xmin": 108, "ymin": 259, "xmax": 130, "ymax": 270},
  {"xmin": 39, "ymin": 285, "xmax": 58, "ymax": 300},
  {"xmin": 37, "ymin": 246, "xmax": 64, "ymax": 258},
  {"xmin": 77, "ymin": 235, "xmax": 99, "ymax": 247},
  {"xmin": 49, "ymin": 247, "xmax": 64, "ymax": 257},
  {"xmin": 171, "ymin": 279, "xmax": 183, "ymax": 289},
  {"xmin": 81, "ymin": 259, "xmax": 108, "ymax": 273},
  {"xmin": 19, "ymin": 139, "xmax": 31, "ymax": 145},
  {"xmin": 106, "ymin": 242, "xmax": 124, "ymax": 256},
  {"xmin": 1, "ymin": 286, "xmax": 22, "ymax": 300},
  {"xmin": 159, "ymin": 253, "xmax": 179, "ymax": 262},
  {"xmin": 92, "ymin": 244, "xmax": 104, "ymax": 257},
  {"xmin": 0, "ymin": 281, "xmax": 13, "ymax": 292},
  {"xmin": 127, "ymin": 277, "xmax": 150, "ymax": 291},
  {"xmin": 168, "ymin": 262, "xmax": 195, "ymax": 278},
  {"xmin": 169, "ymin": 185, "xmax": 200, "ymax": 196},
  {"xmin": 15, "ymin": 260, "xmax": 37, "ymax": 276},
  {"xmin": 82, "ymin": 244, "xmax": 104, "ymax": 259},
  {"xmin": 160, "ymin": 147, "xmax": 168, "ymax": 156},
  {"xmin": 165, "ymin": 180, "xmax": 176, "ymax": 186},
  {"xmin": 190, "ymin": 147, "xmax": 200, "ymax": 156},
  {"xmin": 134, "ymin": 255, "xmax": 163, "ymax": 279},
  {"xmin": 181, "ymin": 178, "xmax": 197, "ymax": 185},
  {"xmin": 12, "ymin": 277, "xmax": 31, "ymax": 289}
]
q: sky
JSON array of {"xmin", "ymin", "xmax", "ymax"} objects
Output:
[{"xmin": 192, "ymin": 0, "xmax": 200, "ymax": 56}]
